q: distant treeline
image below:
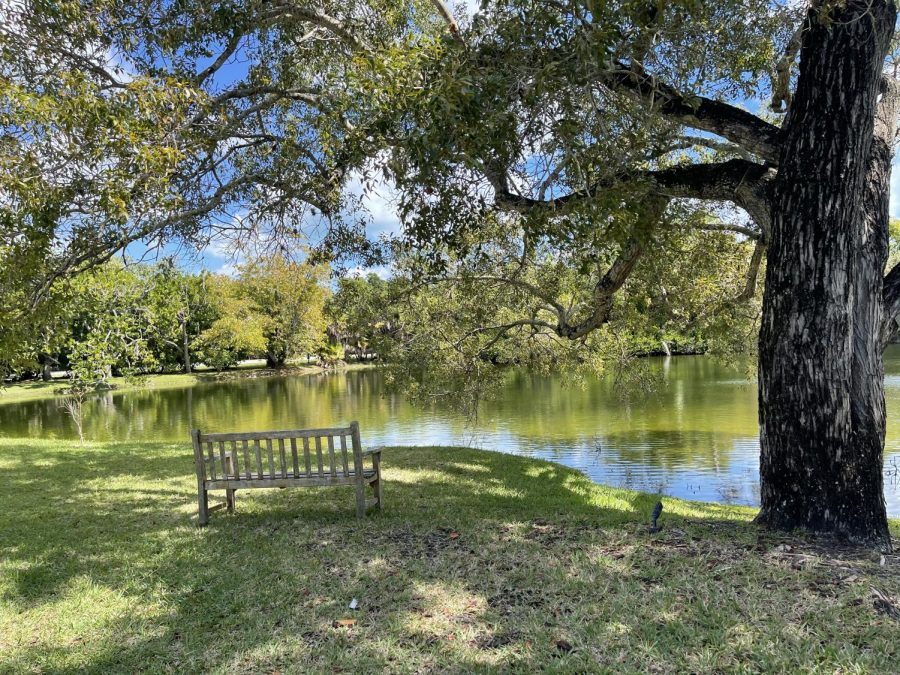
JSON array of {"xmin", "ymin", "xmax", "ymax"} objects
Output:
[{"xmin": 6, "ymin": 255, "xmax": 391, "ymax": 384}]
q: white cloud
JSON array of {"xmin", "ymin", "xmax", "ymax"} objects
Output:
[
  {"xmin": 344, "ymin": 263, "xmax": 394, "ymax": 280},
  {"xmin": 217, "ymin": 260, "xmax": 241, "ymax": 277},
  {"xmin": 345, "ymin": 171, "xmax": 404, "ymax": 238}
]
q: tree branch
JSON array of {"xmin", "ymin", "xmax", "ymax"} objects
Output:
[
  {"xmin": 771, "ymin": 23, "xmax": 804, "ymax": 112},
  {"xmin": 195, "ymin": 32, "xmax": 243, "ymax": 84},
  {"xmin": 601, "ymin": 63, "xmax": 783, "ymax": 163},
  {"xmin": 735, "ymin": 240, "xmax": 765, "ymax": 302},
  {"xmin": 429, "ymin": 0, "xmax": 466, "ymax": 45},
  {"xmin": 488, "ymin": 158, "xmax": 773, "ymax": 236},
  {"xmin": 557, "ymin": 235, "xmax": 645, "ymax": 339},
  {"xmin": 694, "ymin": 222, "xmax": 762, "ymax": 240},
  {"xmin": 260, "ymin": 4, "xmax": 366, "ymax": 52}
]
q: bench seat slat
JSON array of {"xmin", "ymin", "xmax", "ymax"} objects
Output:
[{"xmin": 206, "ymin": 471, "xmax": 376, "ymax": 491}]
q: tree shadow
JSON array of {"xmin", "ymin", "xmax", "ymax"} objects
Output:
[{"xmin": 1, "ymin": 442, "xmax": 896, "ymax": 672}]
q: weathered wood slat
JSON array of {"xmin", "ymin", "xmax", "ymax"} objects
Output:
[
  {"xmin": 230, "ymin": 440, "xmax": 239, "ymax": 478},
  {"xmin": 206, "ymin": 475, "xmax": 365, "ymax": 490},
  {"xmin": 351, "ymin": 421, "xmax": 365, "ymax": 519},
  {"xmin": 218, "ymin": 442, "xmax": 228, "ymax": 478},
  {"xmin": 266, "ymin": 438, "xmax": 275, "ymax": 477},
  {"xmin": 199, "ymin": 427, "xmax": 352, "ymax": 442},
  {"xmin": 277, "ymin": 438, "xmax": 286, "ymax": 478},
  {"xmin": 207, "ymin": 441, "xmax": 217, "ymax": 480},
  {"xmin": 339, "ymin": 434, "xmax": 350, "ymax": 476},
  {"xmin": 372, "ymin": 450, "xmax": 382, "ymax": 511},
  {"xmin": 314, "ymin": 436, "xmax": 324, "ymax": 476},
  {"xmin": 254, "ymin": 439, "xmax": 263, "ymax": 478},
  {"xmin": 191, "ymin": 421, "xmax": 381, "ymax": 526},
  {"xmin": 290, "ymin": 438, "xmax": 300, "ymax": 476},
  {"xmin": 242, "ymin": 440, "xmax": 251, "ymax": 479},
  {"xmin": 191, "ymin": 429, "xmax": 208, "ymax": 526},
  {"xmin": 327, "ymin": 436, "xmax": 337, "ymax": 477},
  {"xmin": 224, "ymin": 451, "xmax": 236, "ymax": 480},
  {"xmin": 302, "ymin": 437, "xmax": 312, "ymax": 476}
]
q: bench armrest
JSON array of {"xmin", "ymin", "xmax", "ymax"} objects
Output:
[{"xmin": 362, "ymin": 446, "xmax": 383, "ymax": 457}]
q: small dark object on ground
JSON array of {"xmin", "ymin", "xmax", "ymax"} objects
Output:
[
  {"xmin": 649, "ymin": 501, "xmax": 663, "ymax": 533},
  {"xmin": 553, "ymin": 638, "xmax": 573, "ymax": 653}
]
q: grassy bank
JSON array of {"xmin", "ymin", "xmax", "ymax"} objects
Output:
[
  {"xmin": 0, "ymin": 361, "xmax": 373, "ymax": 406},
  {"xmin": 1, "ymin": 440, "xmax": 898, "ymax": 673}
]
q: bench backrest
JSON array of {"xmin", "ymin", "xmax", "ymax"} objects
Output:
[{"xmin": 191, "ymin": 422, "xmax": 363, "ymax": 481}]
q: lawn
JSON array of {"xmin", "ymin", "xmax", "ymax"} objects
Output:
[{"xmin": 1, "ymin": 439, "xmax": 898, "ymax": 673}]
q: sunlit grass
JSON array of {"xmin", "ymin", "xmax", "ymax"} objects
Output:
[{"xmin": 0, "ymin": 438, "xmax": 898, "ymax": 672}]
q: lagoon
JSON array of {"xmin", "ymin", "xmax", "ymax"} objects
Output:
[{"xmin": 3, "ymin": 351, "xmax": 900, "ymax": 515}]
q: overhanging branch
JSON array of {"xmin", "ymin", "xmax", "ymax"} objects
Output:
[
  {"xmin": 601, "ymin": 63, "xmax": 783, "ymax": 164},
  {"xmin": 489, "ymin": 158, "xmax": 773, "ymax": 234}
]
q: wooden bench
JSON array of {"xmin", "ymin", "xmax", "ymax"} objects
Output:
[{"xmin": 190, "ymin": 421, "xmax": 382, "ymax": 526}]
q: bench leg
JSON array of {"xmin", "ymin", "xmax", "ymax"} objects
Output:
[
  {"xmin": 372, "ymin": 455, "xmax": 382, "ymax": 511},
  {"xmin": 370, "ymin": 479, "xmax": 382, "ymax": 511},
  {"xmin": 226, "ymin": 488, "xmax": 236, "ymax": 513},
  {"xmin": 198, "ymin": 487, "xmax": 209, "ymax": 527},
  {"xmin": 355, "ymin": 479, "xmax": 366, "ymax": 519}
]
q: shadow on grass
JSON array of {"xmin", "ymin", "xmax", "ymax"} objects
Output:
[{"xmin": 1, "ymin": 440, "xmax": 896, "ymax": 672}]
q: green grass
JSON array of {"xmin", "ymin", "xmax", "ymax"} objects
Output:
[{"xmin": 1, "ymin": 439, "xmax": 898, "ymax": 673}]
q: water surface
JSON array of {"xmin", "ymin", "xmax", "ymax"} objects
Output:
[{"xmin": 3, "ymin": 352, "xmax": 900, "ymax": 514}]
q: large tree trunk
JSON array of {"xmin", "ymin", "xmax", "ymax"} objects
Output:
[{"xmin": 757, "ymin": 0, "xmax": 895, "ymax": 547}]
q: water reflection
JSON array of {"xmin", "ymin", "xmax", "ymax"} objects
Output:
[{"xmin": 2, "ymin": 350, "xmax": 900, "ymax": 515}]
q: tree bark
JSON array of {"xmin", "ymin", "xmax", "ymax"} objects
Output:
[
  {"xmin": 266, "ymin": 346, "xmax": 288, "ymax": 368},
  {"xmin": 179, "ymin": 312, "xmax": 192, "ymax": 374},
  {"xmin": 757, "ymin": 0, "xmax": 895, "ymax": 547}
]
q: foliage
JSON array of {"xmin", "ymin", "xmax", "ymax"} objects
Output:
[
  {"xmin": 65, "ymin": 263, "xmax": 162, "ymax": 382},
  {"xmin": 239, "ymin": 255, "xmax": 331, "ymax": 367},
  {"xmin": 333, "ymin": 220, "xmax": 762, "ymax": 406},
  {"xmin": 326, "ymin": 273, "xmax": 398, "ymax": 359},
  {"xmin": 190, "ymin": 274, "xmax": 270, "ymax": 370},
  {"xmin": 323, "ymin": 0, "xmax": 788, "ymax": 402},
  {"xmin": 2, "ymin": 256, "xmax": 330, "ymax": 380},
  {"xmin": 0, "ymin": 0, "xmax": 449, "ymax": 320},
  {"xmin": 1, "ymin": 0, "xmax": 796, "ymax": 389}
]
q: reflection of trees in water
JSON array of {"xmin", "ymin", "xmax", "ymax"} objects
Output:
[{"xmin": 0, "ymin": 361, "xmax": 762, "ymax": 449}]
